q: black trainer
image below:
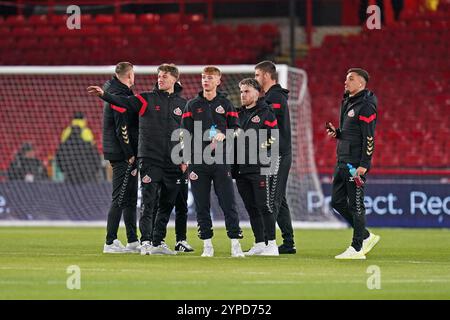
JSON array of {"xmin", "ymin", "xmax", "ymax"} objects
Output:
[
  {"xmin": 174, "ymin": 240, "xmax": 194, "ymax": 252},
  {"xmin": 278, "ymin": 243, "xmax": 296, "ymax": 254}
]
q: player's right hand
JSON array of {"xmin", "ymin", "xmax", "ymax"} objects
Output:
[
  {"xmin": 128, "ymin": 156, "xmax": 135, "ymax": 164},
  {"xmin": 326, "ymin": 122, "xmax": 337, "ymax": 138},
  {"xmin": 87, "ymin": 86, "xmax": 104, "ymax": 97},
  {"xmin": 214, "ymin": 132, "xmax": 226, "ymax": 142}
]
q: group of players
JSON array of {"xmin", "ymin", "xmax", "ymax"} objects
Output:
[{"xmin": 87, "ymin": 61, "xmax": 296, "ymax": 257}]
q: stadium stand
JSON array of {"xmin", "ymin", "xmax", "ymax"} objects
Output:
[
  {"xmin": 298, "ymin": 2, "xmax": 450, "ymax": 173},
  {"xmin": 0, "ymin": 13, "xmax": 279, "ymax": 66}
]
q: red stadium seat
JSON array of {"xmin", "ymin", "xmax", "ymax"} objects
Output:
[
  {"xmin": 123, "ymin": 25, "xmax": 144, "ymax": 36},
  {"xmin": 102, "ymin": 25, "xmax": 122, "ymax": 36},
  {"xmin": 259, "ymin": 23, "xmax": 279, "ymax": 37},
  {"xmin": 115, "ymin": 14, "xmax": 136, "ymax": 25},
  {"xmin": 48, "ymin": 15, "xmax": 67, "ymax": 26},
  {"xmin": 190, "ymin": 24, "xmax": 212, "ymax": 37},
  {"xmin": 5, "ymin": 15, "xmax": 26, "ymax": 26},
  {"xmin": 161, "ymin": 13, "xmax": 182, "ymax": 25},
  {"xmin": 11, "ymin": 26, "xmax": 33, "ymax": 37},
  {"xmin": 35, "ymin": 26, "xmax": 55, "ymax": 37},
  {"xmin": 184, "ymin": 14, "xmax": 204, "ymax": 25},
  {"xmin": 138, "ymin": 13, "xmax": 160, "ymax": 25},
  {"xmin": 16, "ymin": 38, "xmax": 39, "ymax": 49},
  {"xmin": 95, "ymin": 14, "xmax": 114, "ymax": 24},
  {"xmin": 28, "ymin": 15, "xmax": 49, "ymax": 26}
]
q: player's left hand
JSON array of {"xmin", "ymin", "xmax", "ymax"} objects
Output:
[
  {"xmin": 87, "ymin": 86, "xmax": 104, "ymax": 97},
  {"xmin": 356, "ymin": 166, "xmax": 367, "ymax": 176},
  {"xmin": 180, "ymin": 163, "xmax": 188, "ymax": 173}
]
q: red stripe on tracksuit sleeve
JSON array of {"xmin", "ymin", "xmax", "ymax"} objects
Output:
[
  {"xmin": 110, "ymin": 104, "xmax": 126, "ymax": 113},
  {"xmin": 226, "ymin": 112, "xmax": 238, "ymax": 117},
  {"xmin": 135, "ymin": 94, "xmax": 148, "ymax": 116},
  {"xmin": 182, "ymin": 112, "xmax": 192, "ymax": 119},
  {"xmin": 272, "ymin": 103, "xmax": 281, "ymax": 109},
  {"xmin": 264, "ymin": 119, "xmax": 278, "ymax": 128},
  {"xmin": 359, "ymin": 114, "xmax": 376, "ymax": 123}
]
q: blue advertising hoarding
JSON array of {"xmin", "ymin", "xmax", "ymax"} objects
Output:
[
  {"xmin": 1, "ymin": 179, "xmax": 449, "ymax": 227},
  {"xmin": 310, "ymin": 179, "xmax": 450, "ymax": 228}
]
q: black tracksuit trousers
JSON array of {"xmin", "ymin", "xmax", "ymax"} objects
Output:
[
  {"xmin": 236, "ymin": 173, "xmax": 276, "ymax": 244},
  {"xmin": 151, "ymin": 171, "xmax": 189, "ymax": 243},
  {"xmin": 189, "ymin": 163, "xmax": 242, "ymax": 240},
  {"xmin": 139, "ymin": 158, "xmax": 187, "ymax": 245},
  {"xmin": 331, "ymin": 164, "xmax": 370, "ymax": 251},
  {"xmin": 106, "ymin": 160, "xmax": 138, "ymax": 245},
  {"xmin": 271, "ymin": 153, "xmax": 295, "ymax": 247}
]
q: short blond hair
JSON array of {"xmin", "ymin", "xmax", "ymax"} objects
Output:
[
  {"xmin": 115, "ymin": 62, "xmax": 133, "ymax": 76},
  {"xmin": 202, "ymin": 66, "xmax": 221, "ymax": 77}
]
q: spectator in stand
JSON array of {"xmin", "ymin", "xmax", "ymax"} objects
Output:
[
  {"xmin": 7, "ymin": 142, "xmax": 48, "ymax": 182},
  {"xmin": 55, "ymin": 126, "xmax": 101, "ymax": 184},
  {"xmin": 61, "ymin": 111, "xmax": 95, "ymax": 145}
]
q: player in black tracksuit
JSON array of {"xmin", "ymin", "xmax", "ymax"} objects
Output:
[
  {"xmin": 233, "ymin": 78, "xmax": 279, "ymax": 255},
  {"xmin": 263, "ymin": 84, "xmax": 296, "ymax": 253},
  {"xmin": 180, "ymin": 66, "xmax": 244, "ymax": 257},
  {"xmin": 327, "ymin": 68, "xmax": 379, "ymax": 258},
  {"xmin": 88, "ymin": 65, "xmax": 188, "ymax": 254},
  {"xmin": 102, "ymin": 70, "xmax": 139, "ymax": 249},
  {"xmin": 255, "ymin": 61, "xmax": 296, "ymax": 254}
]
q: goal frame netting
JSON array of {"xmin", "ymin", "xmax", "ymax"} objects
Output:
[{"xmin": 0, "ymin": 65, "xmax": 342, "ymax": 228}]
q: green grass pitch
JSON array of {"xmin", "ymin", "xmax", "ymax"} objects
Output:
[{"xmin": 0, "ymin": 227, "xmax": 449, "ymax": 299}]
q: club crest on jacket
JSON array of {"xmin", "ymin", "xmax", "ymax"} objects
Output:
[
  {"xmin": 215, "ymin": 106, "xmax": 225, "ymax": 114},
  {"xmin": 173, "ymin": 107, "xmax": 183, "ymax": 116},
  {"xmin": 348, "ymin": 109, "xmax": 355, "ymax": 117},
  {"xmin": 189, "ymin": 171, "xmax": 199, "ymax": 181},
  {"xmin": 142, "ymin": 175, "xmax": 152, "ymax": 183},
  {"xmin": 251, "ymin": 115, "xmax": 261, "ymax": 123}
]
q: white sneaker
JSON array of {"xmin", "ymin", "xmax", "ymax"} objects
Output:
[
  {"xmin": 231, "ymin": 241, "xmax": 245, "ymax": 258},
  {"xmin": 140, "ymin": 241, "xmax": 153, "ymax": 256},
  {"xmin": 123, "ymin": 241, "xmax": 140, "ymax": 253},
  {"xmin": 201, "ymin": 245, "xmax": 214, "ymax": 257},
  {"xmin": 363, "ymin": 233, "xmax": 380, "ymax": 255},
  {"xmin": 335, "ymin": 246, "xmax": 366, "ymax": 260},
  {"xmin": 261, "ymin": 240, "xmax": 279, "ymax": 256},
  {"xmin": 103, "ymin": 239, "xmax": 126, "ymax": 254},
  {"xmin": 151, "ymin": 242, "xmax": 177, "ymax": 255},
  {"xmin": 244, "ymin": 242, "xmax": 266, "ymax": 256}
]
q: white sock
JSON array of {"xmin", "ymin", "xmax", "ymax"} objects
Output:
[
  {"xmin": 204, "ymin": 239, "xmax": 213, "ymax": 247},
  {"xmin": 231, "ymin": 239, "xmax": 240, "ymax": 246}
]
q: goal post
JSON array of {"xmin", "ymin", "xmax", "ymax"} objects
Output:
[{"xmin": 0, "ymin": 65, "xmax": 341, "ymax": 227}]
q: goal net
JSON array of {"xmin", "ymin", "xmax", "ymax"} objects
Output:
[{"xmin": 0, "ymin": 65, "xmax": 339, "ymax": 226}]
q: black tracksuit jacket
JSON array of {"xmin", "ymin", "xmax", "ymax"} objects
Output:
[
  {"xmin": 335, "ymin": 89, "xmax": 378, "ymax": 170},
  {"xmin": 264, "ymin": 84, "xmax": 291, "ymax": 156},
  {"xmin": 101, "ymin": 83, "xmax": 187, "ymax": 168},
  {"xmin": 234, "ymin": 98, "xmax": 278, "ymax": 175},
  {"xmin": 102, "ymin": 76, "xmax": 138, "ymax": 161},
  {"xmin": 181, "ymin": 91, "xmax": 239, "ymax": 163}
]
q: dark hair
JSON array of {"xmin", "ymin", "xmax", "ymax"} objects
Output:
[
  {"xmin": 347, "ymin": 68, "xmax": 370, "ymax": 83},
  {"xmin": 239, "ymin": 78, "xmax": 262, "ymax": 92},
  {"xmin": 115, "ymin": 62, "xmax": 134, "ymax": 77},
  {"xmin": 158, "ymin": 63, "xmax": 179, "ymax": 80},
  {"xmin": 73, "ymin": 111, "xmax": 85, "ymax": 119},
  {"xmin": 255, "ymin": 60, "xmax": 277, "ymax": 80},
  {"xmin": 19, "ymin": 142, "xmax": 33, "ymax": 154}
]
